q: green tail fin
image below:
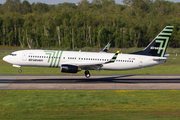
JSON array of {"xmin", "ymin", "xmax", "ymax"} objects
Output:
[{"xmin": 131, "ymin": 26, "xmax": 173, "ymax": 57}]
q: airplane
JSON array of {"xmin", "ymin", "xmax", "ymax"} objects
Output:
[{"xmin": 3, "ymin": 26, "xmax": 173, "ymax": 78}]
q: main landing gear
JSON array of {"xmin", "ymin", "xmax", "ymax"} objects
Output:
[{"xmin": 85, "ymin": 70, "xmax": 91, "ymax": 78}]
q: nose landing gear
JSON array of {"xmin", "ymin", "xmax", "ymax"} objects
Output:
[
  {"xmin": 85, "ymin": 70, "xmax": 91, "ymax": 78},
  {"xmin": 18, "ymin": 68, "xmax": 22, "ymax": 73}
]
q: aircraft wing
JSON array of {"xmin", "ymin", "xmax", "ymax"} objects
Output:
[{"xmin": 61, "ymin": 51, "xmax": 119, "ymax": 70}]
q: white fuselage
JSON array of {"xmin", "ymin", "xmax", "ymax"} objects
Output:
[{"xmin": 3, "ymin": 50, "xmax": 166, "ymax": 71}]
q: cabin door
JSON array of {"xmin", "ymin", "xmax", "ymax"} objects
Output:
[
  {"xmin": 22, "ymin": 52, "xmax": 27, "ymax": 61},
  {"xmin": 139, "ymin": 57, "xmax": 143, "ymax": 67}
]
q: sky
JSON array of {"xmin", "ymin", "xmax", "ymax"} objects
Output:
[{"xmin": 0, "ymin": 0, "xmax": 179, "ymax": 5}]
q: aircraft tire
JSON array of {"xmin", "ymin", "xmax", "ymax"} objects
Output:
[
  {"xmin": 85, "ymin": 70, "xmax": 91, "ymax": 78},
  {"xmin": 18, "ymin": 69, "xmax": 22, "ymax": 73}
]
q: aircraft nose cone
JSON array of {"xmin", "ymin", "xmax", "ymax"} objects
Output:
[{"xmin": 3, "ymin": 56, "xmax": 9, "ymax": 62}]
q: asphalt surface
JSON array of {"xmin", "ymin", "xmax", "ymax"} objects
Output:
[{"xmin": 0, "ymin": 75, "xmax": 180, "ymax": 90}]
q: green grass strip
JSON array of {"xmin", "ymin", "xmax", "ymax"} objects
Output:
[{"xmin": 0, "ymin": 90, "xmax": 180, "ymax": 119}]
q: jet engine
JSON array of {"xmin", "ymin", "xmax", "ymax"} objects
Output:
[{"xmin": 61, "ymin": 64, "xmax": 81, "ymax": 73}]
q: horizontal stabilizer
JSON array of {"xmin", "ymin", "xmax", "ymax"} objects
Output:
[
  {"xmin": 153, "ymin": 57, "xmax": 167, "ymax": 60},
  {"xmin": 164, "ymin": 54, "xmax": 170, "ymax": 58}
]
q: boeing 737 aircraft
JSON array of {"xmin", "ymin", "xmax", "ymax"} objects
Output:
[{"xmin": 3, "ymin": 26, "xmax": 173, "ymax": 78}]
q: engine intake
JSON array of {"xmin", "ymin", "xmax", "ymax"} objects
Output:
[{"xmin": 61, "ymin": 64, "xmax": 81, "ymax": 73}]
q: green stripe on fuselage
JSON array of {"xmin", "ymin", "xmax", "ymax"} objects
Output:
[
  {"xmin": 56, "ymin": 51, "xmax": 63, "ymax": 68},
  {"xmin": 50, "ymin": 52, "xmax": 56, "ymax": 67},
  {"xmin": 45, "ymin": 53, "xmax": 51, "ymax": 63},
  {"xmin": 53, "ymin": 51, "xmax": 59, "ymax": 67}
]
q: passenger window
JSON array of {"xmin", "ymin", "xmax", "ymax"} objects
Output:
[{"xmin": 10, "ymin": 54, "xmax": 17, "ymax": 56}]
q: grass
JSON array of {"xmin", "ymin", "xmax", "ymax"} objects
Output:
[
  {"xmin": 0, "ymin": 47, "xmax": 180, "ymax": 75},
  {"xmin": 0, "ymin": 90, "xmax": 180, "ymax": 119}
]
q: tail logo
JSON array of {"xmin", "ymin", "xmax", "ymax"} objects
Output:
[
  {"xmin": 150, "ymin": 26, "xmax": 173, "ymax": 57},
  {"xmin": 151, "ymin": 40, "xmax": 164, "ymax": 54},
  {"xmin": 130, "ymin": 26, "xmax": 173, "ymax": 57}
]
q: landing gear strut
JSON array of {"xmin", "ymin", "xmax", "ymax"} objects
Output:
[
  {"xmin": 18, "ymin": 68, "xmax": 22, "ymax": 73},
  {"xmin": 85, "ymin": 70, "xmax": 91, "ymax": 78}
]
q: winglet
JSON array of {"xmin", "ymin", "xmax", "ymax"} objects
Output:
[
  {"xmin": 100, "ymin": 41, "xmax": 111, "ymax": 53},
  {"xmin": 105, "ymin": 51, "xmax": 119, "ymax": 64}
]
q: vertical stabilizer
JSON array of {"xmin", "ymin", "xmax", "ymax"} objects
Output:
[{"xmin": 131, "ymin": 26, "xmax": 173, "ymax": 57}]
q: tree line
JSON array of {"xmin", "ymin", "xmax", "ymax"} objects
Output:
[{"xmin": 0, "ymin": 0, "xmax": 180, "ymax": 49}]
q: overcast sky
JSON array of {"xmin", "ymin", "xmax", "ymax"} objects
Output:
[{"xmin": 0, "ymin": 0, "xmax": 179, "ymax": 5}]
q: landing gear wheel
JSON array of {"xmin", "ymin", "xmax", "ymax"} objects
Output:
[
  {"xmin": 18, "ymin": 69, "xmax": 22, "ymax": 73},
  {"xmin": 85, "ymin": 70, "xmax": 91, "ymax": 78}
]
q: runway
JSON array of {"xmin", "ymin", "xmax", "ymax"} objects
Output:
[{"xmin": 1, "ymin": 75, "xmax": 180, "ymax": 90}]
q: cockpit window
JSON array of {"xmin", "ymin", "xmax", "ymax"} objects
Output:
[{"xmin": 10, "ymin": 54, "xmax": 17, "ymax": 56}]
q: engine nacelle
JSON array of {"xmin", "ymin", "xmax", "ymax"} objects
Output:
[{"xmin": 61, "ymin": 64, "xmax": 81, "ymax": 73}]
